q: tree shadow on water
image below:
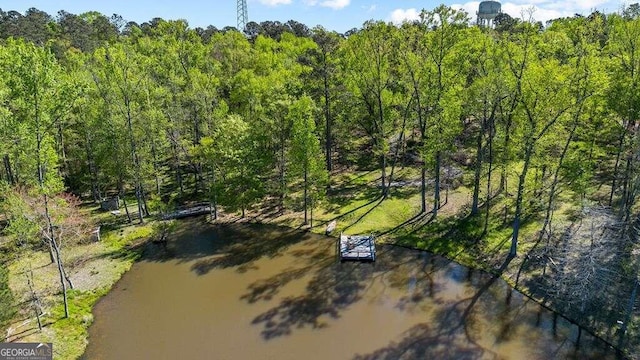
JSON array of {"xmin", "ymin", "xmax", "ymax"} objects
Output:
[
  {"xmin": 240, "ymin": 244, "xmax": 334, "ymax": 304},
  {"xmin": 352, "ymin": 322, "xmax": 491, "ymax": 360},
  {"xmin": 249, "ymin": 260, "xmax": 373, "ymax": 339},
  {"xmin": 188, "ymin": 224, "xmax": 316, "ymax": 275},
  {"xmin": 246, "ymin": 245, "xmax": 421, "ymax": 340},
  {"xmin": 351, "ymin": 256, "xmax": 515, "ymax": 360},
  {"xmin": 352, "ymin": 287, "xmax": 501, "ymax": 360},
  {"xmin": 140, "ymin": 218, "xmax": 319, "ymax": 276}
]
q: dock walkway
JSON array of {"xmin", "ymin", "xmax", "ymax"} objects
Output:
[{"xmin": 161, "ymin": 203, "xmax": 211, "ymax": 220}]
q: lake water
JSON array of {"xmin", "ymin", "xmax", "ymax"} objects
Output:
[{"xmin": 83, "ymin": 219, "xmax": 617, "ymax": 359}]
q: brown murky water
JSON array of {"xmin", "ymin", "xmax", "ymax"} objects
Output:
[{"xmin": 84, "ymin": 219, "xmax": 616, "ymax": 360}]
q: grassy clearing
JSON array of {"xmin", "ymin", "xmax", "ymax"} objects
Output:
[
  {"xmin": 274, "ymin": 167, "xmax": 424, "ymax": 233},
  {"xmin": 3, "ymin": 208, "xmax": 159, "ymax": 359},
  {"xmin": 33, "ymin": 289, "xmax": 108, "ymax": 360},
  {"xmin": 272, "ymin": 165, "xmax": 560, "ymax": 289}
]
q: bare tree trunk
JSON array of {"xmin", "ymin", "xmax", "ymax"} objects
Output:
[
  {"xmin": 175, "ymin": 147, "xmax": 184, "ymax": 198},
  {"xmin": 241, "ymin": 168, "xmax": 247, "ymax": 219},
  {"xmin": 421, "ymin": 167, "xmax": 427, "ymax": 213},
  {"xmin": 169, "ymin": 127, "xmax": 184, "ymax": 198},
  {"xmin": 46, "ymin": 237, "xmax": 55, "ymax": 264},
  {"xmin": 62, "ymin": 263, "xmax": 74, "ymax": 290},
  {"xmin": 620, "ymin": 156, "xmax": 634, "ymax": 222},
  {"xmin": 418, "ymin": 96, "xmax": 428, "ymax": 213},
  {"xmin": 586, "ymin": 130, "xmax": 597, "ymax": 201},
  {"xmin": 55, "ymin": 117, "xmax": 67, "ymax": 178},
  {"xmin": 118, "ymin": 179, "xmax": 131, "ymax": 223},
  {"xmin": 377, "ymin": 84, "xmax": 387, "ymax": 198},
  {"xmin": 310, "ymin": 199, "xmax": 314, "ymax": 228},
  {"xmin": 542, "ymin": 123, "xmax": 578, "ymax": 236},
  {"xmin": 124, "ymin": 96, "xmax": 144, "ymax": 224},
  {"xmin": 151, "ymin": 139, "xmax": 161, "ymax": 194},
  {"xmin": 192, "ymin": 104, "xmax": 202, "ymax": 195},
  {"xmin": 618, "ymin": 279, "xmax": 638, "ymax": 350},
  {"xmin": 511, "ymin": 144, "xmax": 533, "ymax": 257},
  {"xmin": 500, "ymin": 116, "xmax": 511, "ymax": 196},
  {"xmin": 404, "ymin": 57, "xmax": 427, "ymax": 214},
  {"xmin": 34, "ymin": 90, "xmax": 69, "ymax": 318},
  {"xmin": 324, "ymin": 66, "xmax": 332, "ymax": 175},
  {"xmin": 280, "ymin": 117, "xmax": 287, "ymax": 211},
  {"xmin": 41, "ymin": 179, "xmax": 69, "ymax": 317},
  {"xmin": 483, "ymin": 113, "xmax": 495, "ymax": 236},
  {"xmin": 609, "ymin": 130, "xmax": 626, "ymax": 206},
  {"xmin": 196, "ymin": 164, "xmax": 204, "ymax": 197},
  {"xmin": 434, "ymin": 151, "xmax": 441, "ymax": 216},
  {"xmin": 516, "ymin": 122, "xmax": 577, "ymax": 286},
  {"xmin": 3, "ymin": 154, "xmax": 14, "ymax": 185},
  {"xmin": 26, "ymin": 269, "xmax": 42, "ymax": 331},
  {"xmin": 85, "ymin": 130, "xmax": 101, "ymax": 203},
  {"xmin": 140, "ymin": 184, "xmax": 149, "ymax": 217},
  {"xmin": 381, "ymin": 153, "xmax": 387, "ymax": 197},
  {"xmin": 303, "ymin": 167, "xmax": 308, "ymax": 225},
  {"xmin": 50, "ymin": 230, "xmax": 69, "ymax": 318},
  {"xmin": 471, "ymin": 111, "xmax": 485, "ymax": 215},
  {"xmin": 135, "ymin": 184, "xmax": 144, "ymax": 224},
  {"xmin": 210, "ymin": 168, "xmax": 218, "ymax": 220},
  {"xmin": 386, "ymin": 96, "xmax": 411, "ymax": 194}
]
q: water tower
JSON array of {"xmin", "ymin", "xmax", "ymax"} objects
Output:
[{"xmin": 477, "ymin": 1, "xmax": 501, "ymax": 27}]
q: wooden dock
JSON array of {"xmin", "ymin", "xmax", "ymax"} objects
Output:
[
  {"xmin": 338, "ymin": 233, "xmax": 376, "ymax": 262},
  {"xmin": 161, "ymin": 203, "xmax": 211, "ymax": 220}
]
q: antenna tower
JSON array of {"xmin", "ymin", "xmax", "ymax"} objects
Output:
[{"xmin": 237, "ymin": 0, "xmax": 249, "ymax": 31}]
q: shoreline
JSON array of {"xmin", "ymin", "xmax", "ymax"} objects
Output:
[
  {"xmin": 216, "ymin": 215, "xmax": 628, "ymax": 359},
  {"xmin": 4, "ymin": 213, "xmax": 631, "ymax": 359}
]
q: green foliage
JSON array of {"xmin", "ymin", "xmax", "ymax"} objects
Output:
[
  {"xmin": 1, "ymin": 190, "xmax": 39, "ymax": 249},
  {"xmin": 146, "ymin": 194, "xmax": 172, "ymax": 215},
  {"xmin": 1, "ymin": 6, "xmax": 640, "ymax": 357},
  {"xmin": 49, "ymin": 288, "xmax": 108, "ymax": 359},
  {"xmin": 1, "ymin": 188, "xmax": 90, "ymax": 253},
  {"xmin": 195, "ymin": 114, "xmax": 266, "ymax": 214},
  {"xmin": 0, "ymin": 264, "xmax": 16, "ymax": 333},
  {"xmin": 342, "ymin": 21, "xmax": 398, "ymax": 154},
  {"xmin": 0, "ymin": 38, "xmax": 69, "ymax": 193},
  {"xmin": 287, "ymin": 95, "xmax": 328, "ymax": 210},
  {"xmin": 152, "ymin": 219, "xmax": 177, "ymax": 236},
  {"xmin": 101, "ymin": 224, "xmax": 154, "ymax": 251}
]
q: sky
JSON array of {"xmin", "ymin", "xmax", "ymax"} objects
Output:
[{"xmin": 0, "ymin": 0, "xmax": 630, "ymax": 33}]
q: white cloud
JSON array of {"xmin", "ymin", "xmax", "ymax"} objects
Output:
[
  {"xmin": 305, "ymin": 0, "xmax": 351, "ymax": 10},
  {"xmin": 390, "ymin": 8, "xmax": 421, "ymax": 24},
  {"xmin": 362, "ymin": 4, "xmax": 378, "ymax": 13},
  {"xmin": 321, "ymin": 0, "xmax": 350, "ymax": 9},
  {"xmin": 403, "ymin": 1, "xmax": 618, "ymax": 25},
  {"xmin": 258, "ymin": 0, "xmax": 292, "ymax": 6},
  {"xmin": 450, "ymin": 2, "xmax": 480, "ymax": 19},
  {"xmin": 501, "ymin": 3, "xmax": 566, "ymax": 22},
  {"xmin": 543, "ymin": 0, "xmax": 611, "ymax": 11}
]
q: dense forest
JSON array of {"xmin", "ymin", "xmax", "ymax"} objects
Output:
[{"xmin": 0, "ymin": 4, "xmax": 639, "ymax": 358}]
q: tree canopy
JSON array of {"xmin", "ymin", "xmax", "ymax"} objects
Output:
[{"xmin": 0, "ymin": 4, "xmax": 640, "ymax": 357}]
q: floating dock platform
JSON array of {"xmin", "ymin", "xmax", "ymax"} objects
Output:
[{"xmin": 338, "ymin": 233, "xmax": 376, "ymax": 262}]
